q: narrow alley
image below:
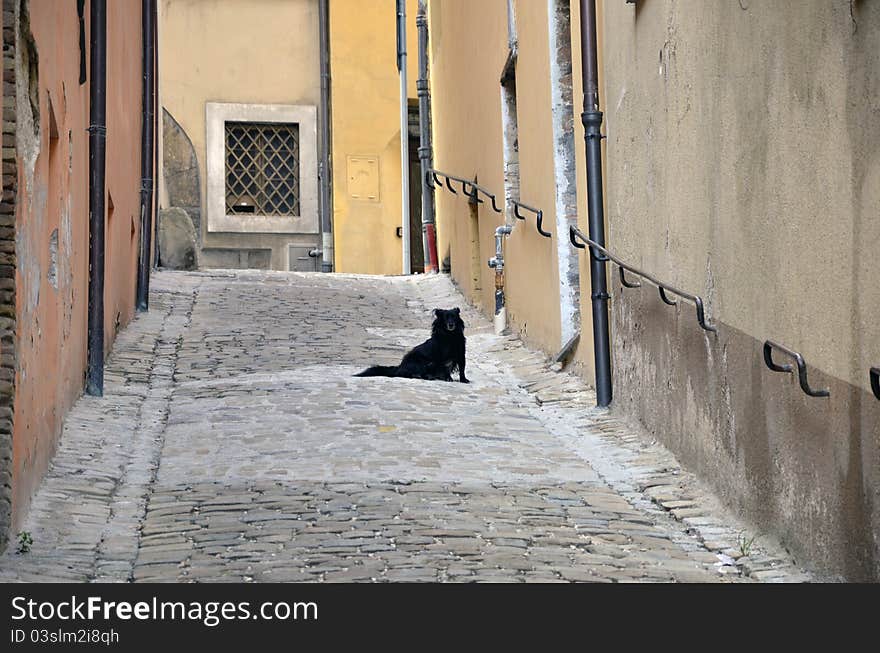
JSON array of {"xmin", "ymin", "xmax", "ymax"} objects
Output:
[{"xmin": 0, "ymin": 272, "xmax": 809, "ymax": 583}]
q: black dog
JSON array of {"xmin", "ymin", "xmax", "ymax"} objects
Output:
[{"xmin": 355, "ymin": 308, "xmax": 469, "ymax": 383}]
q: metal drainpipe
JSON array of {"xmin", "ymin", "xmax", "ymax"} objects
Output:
[
  {"xmin": 579, "ymin": 0, "xmax": 612, "ymax": 407},
  {"xmin": 416, "ymin": 0, "xmax": 438, "ymax": 273},
  {"xmin": 87, "ymin": 0, "xmax": 107, "ymax": 397},
  {"xmin": 396, "ymin": 0, "xmax": 411, "ymax": 274},
  {"xmin": 318, "ymin": 0, "xmax": 333, "ymax": 272},
  {"xmin": 151, "ymin": 0, "xmax": 159, "ymax": 270},
  {"xmin": 488, "ymin": 225, "xmax": 512, "ymax": 335},
  {"xmin": 136, "ymin": 0, "xmax": 155, "ymax": 311}
]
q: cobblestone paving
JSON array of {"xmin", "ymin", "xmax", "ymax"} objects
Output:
[{"xmin": 0, "ymin": 270, "xmax": 813, "ymax": 582}]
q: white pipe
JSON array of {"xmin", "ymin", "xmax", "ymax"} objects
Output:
[{"xmin": 398, "ymin": 2, "xmax": 411, "ymax": 274}]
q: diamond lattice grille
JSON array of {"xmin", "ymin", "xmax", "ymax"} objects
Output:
[{"xmin": 225, "ymin": 121, "xmax": 300, "ymax": 216}]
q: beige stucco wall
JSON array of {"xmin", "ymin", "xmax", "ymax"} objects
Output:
[
  {"xmin": 602, "ymin": 0, "xmax": 880, "ymax": 580},
  {"xmin": 330, "ymin": 0, "xmax": 419, "ymax": 275},
  {"xmin": 605, "ymin": 0, "xmax": 879, "ymax": 392},
  {"xmin": 159, "ymin": 0, "xmax": 322, "ymax": 270}
]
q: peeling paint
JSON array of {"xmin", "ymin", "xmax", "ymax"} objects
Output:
[
  {"xmin": 47, "ymin": 228, "xmax": 57, "ymax": 289},
  {"xmin": 547, "ymin": 0, "xmax": 580, "ymax": 348}
]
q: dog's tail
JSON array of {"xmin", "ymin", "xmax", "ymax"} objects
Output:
[{"xmin": 354, "ymin": 365, "xmax": 399, "ymax": 378}]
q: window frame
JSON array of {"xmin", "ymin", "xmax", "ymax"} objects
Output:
[{"xmin": 206, "ymin": 102, "xmax": 318, "ymax": 234}]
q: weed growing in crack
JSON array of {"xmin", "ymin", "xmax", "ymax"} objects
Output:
[
  {"xmin": 738, "ymin": 531, "xmax": 759, "ymax": 558},
  {"xmin": 16, "ymin": 531, "xmax": 34, "ymax": 554}
]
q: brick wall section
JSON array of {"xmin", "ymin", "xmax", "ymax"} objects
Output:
[{"xmin": 0, "ymin": 0, "xmax": 16, "ymax": 552}]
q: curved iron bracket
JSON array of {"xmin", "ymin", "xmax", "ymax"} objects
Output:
[
  {"xmin": 462, "ymin": 181, "xmax": 484, "ymax": 203},
  {"xmin": 871, "ymin": 367, "xmax": 879, "ymax": 400},
  {"xmin": 763, "ymin": 340, "xmax": 830, "ymax": 398},
  {"xmin": 692, "ymin": 297, "xmax": 717, "ymax": 333},
  {"xmin": 659, "ymin": 287, "xmax": 677, "ymax": 306},
  {"xmin": 479, "ymin": 188, "xmax": 502, "ymax": 213},
  {"xmin": 589, "ymin": 247, "xmax": 610, "ymax": 262},
  {"xmin": 535, "ymin": 211, "xmax": 552, "ymax": 238},
  {"xmin": 444, "ymin": 177, "xmax": 458, "ymax": 194},
  {"xmin": 514, "ymin": 204, "xmax": 526, "ymax": 221},
  {"xmin": 432, "ymin": 171, "xmax": 443, "ymax": 188},
  {"xmin": 569, "ymin": 225, "xmax": 586, "ymax": 249},
  {"xmin": 619, "ymin": 267, "xmax": 641, "ymax": 288}
]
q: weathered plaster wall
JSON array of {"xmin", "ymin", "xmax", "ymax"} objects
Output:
[
  {"xmin": 11, "ymin": 0, "xmax": 143, "ymax": 535},
  {"xmin": 602, "ymin": 0, "xmax": 880, "ymax": 580}
]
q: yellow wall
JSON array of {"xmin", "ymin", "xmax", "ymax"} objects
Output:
[
  {"xmin": 429, "ymin": 0, "xmax": 587, "ymax": 358},
  {"xmin": 506, "ymin": 0, "xmax": 563, "ymax": 352},
  {"xmin": 428, "ymin": 0, "xmax": 507, "ymax": 311},
  {"xmin": 330, "ymin": 0, "xmax": 418, "ymax": 275}
]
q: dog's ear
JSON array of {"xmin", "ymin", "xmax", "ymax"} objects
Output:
[
  {"xmin": 453, "ymin": 307, "xmax": 461, "ymax": 315},
  {"xmin": 432, "ymin": 308, "xmax": 441, "ymax": 317}
]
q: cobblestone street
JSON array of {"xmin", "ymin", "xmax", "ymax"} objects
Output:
[{"xmin": 0, "ymin": 271, "xmax": 811, "ymax": 582}]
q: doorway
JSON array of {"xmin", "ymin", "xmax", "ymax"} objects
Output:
[{"xmin": 407, "ymin": 104, "xmax": 425, "ymax": 273}]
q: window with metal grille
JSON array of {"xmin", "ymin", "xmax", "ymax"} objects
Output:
[{"xmin": 225, "ymin": 121, "xmax": 300, "ymax": 216}]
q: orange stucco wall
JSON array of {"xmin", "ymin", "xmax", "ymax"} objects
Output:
[{"xmin": 12, "ymin": 0, "xmax": 145, "ymax": 530}]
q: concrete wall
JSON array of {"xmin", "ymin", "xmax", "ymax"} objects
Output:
[
  {"xmin": 602, "ymin": 0, "xmax": 880, "ymax": 580},
  {"xmin": 330, "ymin": 0, "xmax": 418, "ymax": 275},
  {"xmin": 159, "ymin": 0, "xmax": 322, "ymax": 271},
  {"xmin": 429, "ymin": 0, "xmax": 592, "ymax": 360},
  {"xmin": 10, "ymin": 0, "xmax": 144, "ymax": 536}
]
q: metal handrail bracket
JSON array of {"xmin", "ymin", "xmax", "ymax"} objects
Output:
[
  {"xmin": 569, "ymin": 225, "xmax": 716, "ymax": 333},
  {"xmin": 429, "ymin": 168, "xmax": 549, "ymax": 237},
  {"xmin": 763, "ymin": 340, "xmax": 830, "ymax": 398}
]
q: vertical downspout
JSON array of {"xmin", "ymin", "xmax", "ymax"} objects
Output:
[
  {"xmin": 396, "ymin": 0, "xmax": 411, "ymax": 274},
  {"xmin": 579, "ymin": 0, "xmax": 612, "ymax": 407},
  {"xmin": 87, "ymin": 0, "xmax": 107, "ymax": 396},
  {"xmin": 136, "ymin": 0, "xmax": 155, "ymax": 311},
  {"xmin": 318, "ymin": 0, "xmax": 333, "ymax": 272},
  {"xmin": 416, "ymin": 0, "xmax": 437, "ymax": 273},
  {"xmin": 152, "ymin": 0, "xmax": 159, "ymax": 270}
]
